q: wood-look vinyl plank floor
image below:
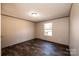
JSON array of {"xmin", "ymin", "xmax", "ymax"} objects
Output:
[{"xmin": 2, "ymin": 38, "xmax": 70, "ymax": 56}]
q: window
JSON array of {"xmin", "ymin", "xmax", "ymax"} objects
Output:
[{"xmin": 44, "ymin": 23, "xmax": 52, "ymax": 36}]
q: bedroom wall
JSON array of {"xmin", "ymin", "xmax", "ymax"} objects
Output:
[
  {"xmin": 1, "ymin": 15, "xmax": 35, "ymax": 48},
  {"xmin": 35, "ymin": 17, "xmax": 69, "ymax": 45},
  {"xmin": 0, "ymin": 3, "xmax": 1, "ymax": 56},
  {"xmin": 70, "ymin": 4, "xmax": 79, "ymax": 56}
]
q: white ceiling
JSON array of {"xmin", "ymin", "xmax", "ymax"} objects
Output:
[{"xmin": 2, "ymin": 3, "xmax": 72, "ymax": 22}]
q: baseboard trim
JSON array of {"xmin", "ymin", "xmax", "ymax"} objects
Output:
[
  {"xmin": 2, "ymin": 38, "xmax": 69, "ymax": 49},
  {"xmin": 2, "ymin": 38, "xmax": 35, "ymax": 49},
  {"xmin": 34, "ymin": 38, "xmax": 69, "ymax": 48}
]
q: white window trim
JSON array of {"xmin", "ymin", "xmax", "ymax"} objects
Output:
[{"xmin": 44, "ymin": 23, "xmax": 52, "ymax": 36}]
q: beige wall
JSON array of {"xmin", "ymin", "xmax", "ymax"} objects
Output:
[
  {"xmin": 1, "ymin": 15, "xmax": 35, "ymax": 48},
  {"xmin": 35, "ymin": 17, "xmax": 69, "ymax": 45},
  {"xmin": 0, "ymin": 3, "xmax": 1, "ymax": 55},
  {"xmin": 70, "ymin": 4, "xmax": 79, "ymax": 56}
]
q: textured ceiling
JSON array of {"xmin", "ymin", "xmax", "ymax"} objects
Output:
[{"xmin": 2, "ymin": 3, "xmax": 72, "ymax": 22}]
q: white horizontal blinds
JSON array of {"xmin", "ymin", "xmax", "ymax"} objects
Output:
[
  {"xmin": 44, "ymin": 23, "xmax": 52, "ymax": 30},
  {"xmin": 44, "ymin": 23, "xmax": 52, "ymax": 36}
]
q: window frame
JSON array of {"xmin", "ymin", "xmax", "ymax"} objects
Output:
[{"xmin": 44, "ymin": 23, "xmax": 52, "ymax": 36}]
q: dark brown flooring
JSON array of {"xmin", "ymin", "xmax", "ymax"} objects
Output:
[{"xmin": 2, "ymin": 38, "xmax": 70, "ymax": 56}]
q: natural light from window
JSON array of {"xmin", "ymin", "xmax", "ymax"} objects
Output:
[{"xmin": 44, "ymin": 23, "xmax": 52, "ymax": 36}]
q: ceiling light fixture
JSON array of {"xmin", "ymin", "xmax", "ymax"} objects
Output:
[{"xmin": 28, "ymin": 11, "xmax": 40, "ymax": 17}]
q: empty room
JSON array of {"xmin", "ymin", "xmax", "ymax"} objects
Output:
[{"xmin": 1, "ymin": 3, "xmax": 79, "ymax": 56}]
